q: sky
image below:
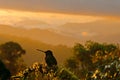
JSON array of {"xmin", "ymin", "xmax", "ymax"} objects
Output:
[
  {"xmin": 0, "ymin": 0, "xmax": 120, "ymax": 43},
  {"xmin": 0, "ymin": 0, "xmax": 119, "ymax": 28},
  {"xmin": 0, "ymin": 0, "xmax": 120, "ymax": 16},
  {"xmin": 0, "ymin": 9, "xmax": 104, "ymax": 29},
  {"xmin": 1, "ymin": 0, "xmax": 120, "ymax": 67}
]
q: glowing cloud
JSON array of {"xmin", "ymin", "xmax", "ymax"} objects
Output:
[{"xmin": 0, "ymin": 9, "xmax": 104, "ymax": 29}]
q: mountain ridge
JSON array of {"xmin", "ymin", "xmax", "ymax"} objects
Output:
[
  {"xmin": 0, "ymin": 24, "xmax": 80, "ymax": 46},
  {"xmin": 0, "ymin": 32, "xmax": 73, "ymax": 66}
]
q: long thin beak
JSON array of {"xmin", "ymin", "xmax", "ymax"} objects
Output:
[{"xmin": 36, "ymin": 49, "xmax": 45, "ymax": 53}]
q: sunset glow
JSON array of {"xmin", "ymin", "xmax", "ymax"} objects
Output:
[
  {"xmin": 1, "ymin": 1, "xmax": 120, "ymax": 79},
  {"xmin": 0, "ymin": 9, "xmax": 104, "ymax": 29}
]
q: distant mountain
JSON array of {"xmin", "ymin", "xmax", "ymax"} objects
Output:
[
  {"xmin": 0, "ymin": 24, "xmax": 80, "ymax": 46},
  {"xmin": 0, "ymin": 25, "xmax": 75, "ymax": 66},
  {"xmin": 59, "ymin": 20, "xmax": 120, "ymax": 33},
  {"xmin": 57, "ymin": 20, "xmax": 120, "ymax": 44},
  {"xmin": 1, "ymin": 20, "xmax": 120, "ymax": 65},
  {"xmin": 0, "ymin": 33, "xmax": 73, "ymax": 66}
]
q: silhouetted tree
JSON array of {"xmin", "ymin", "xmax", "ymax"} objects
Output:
[
  {"xmin": 0, "ymin": 59, "xmax": 11, "ymax": 80},
  {"xmin": 0, "ymin": 41, "xmax": 26, "ymax": 75},
  {"xmin": 65, "ymin": 41, "xmax": 119, "ymax": 79},
  {"xmin": 86, "ymin": 56, "xmax": 120, "ymax": 80}
]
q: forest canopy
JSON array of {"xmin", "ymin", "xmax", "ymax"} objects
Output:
[
  {"xmin": 65, "ymin": 41, "xmax": 120, "ymax": 79},
  {"xmin": 0, "ymin": 41, "xmax": 26, "ymax": 74},
  {"xmin": 0, "ymin": 41, "xmax": 120, "ymax": 80}
]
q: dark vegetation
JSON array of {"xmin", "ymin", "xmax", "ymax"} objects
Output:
[
  {"xmin": 0, "ymin": 60, "xmax": 11, "ymax": 80},
  {"xmin": 0, "ymin": 41, "xmax": 26, "ymax": 75},
  {"xmin": 0, "ymin": 41, "xmax": 120, "ymax": 80},
  {"xmin": 65, "ymin": 40, "xmax": 120, "ymax": 79}
]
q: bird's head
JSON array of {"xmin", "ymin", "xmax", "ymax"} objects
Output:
[
  {"xmin": 44, "ymin": 50, "xmax": 53, "ymax": 56},
  {"xmin": 36, "ymin": 49, "xmax": 53, "ymax": 56}
]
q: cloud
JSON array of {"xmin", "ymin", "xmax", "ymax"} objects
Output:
[
  {"xmin": 0, "ymin": 9, "xmax": 103, "ymax": 29},
  {"xmin": 0, "ymin": 0, "xmax": 120, "ymax": 17}
]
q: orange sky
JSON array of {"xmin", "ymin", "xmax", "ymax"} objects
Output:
[
  {"xmin": 0, "ymin": 0, "xmax": 120, "ymax": 66},
  {"xmin": 0, "ymin": 9, "xmax": 111, "ymax": 29},
  {"xmin": 0, "ymin": 0, "xmax": 120, "ymax": 17},
  {"xmin": 0, "ymin": 4, "xmax": 120, "ymax": 45}
]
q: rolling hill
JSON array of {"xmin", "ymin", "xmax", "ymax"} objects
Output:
[
  {"xmin": 0, "ymin": 25, "xmax": 74, "ymax": 66},
  {"xmin": 0, "ymin": 25, "xmax": 80, "ymax": 46},
  {"xmin": 57, "ymin": 20, "xmax": 120, "ymax": 44}
]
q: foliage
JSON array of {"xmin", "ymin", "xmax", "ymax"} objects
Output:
[
  {"xmin": 65, "ymin": 41, "xmax": 120, "ymax": 79},
  {"xmin": 65, "ymin": 57, "xmax": 78, "ymax": 70},
  {"xmin": 1, "ymin": 40, "xmax": 119, "ymax": 79},
  {"xmin": 11, "ymin": 62, "xmax": 79, "ymax": 80},
  {"xmin": 0, "ymin": 41, "xmax": 79, "ymax": 80},
  {"xmin": 0, "ymin": 41, "xmax": 26, "ymax": 74},
  {"xmin": 0, "ymin": 59, "xmax": 11, "ymax": 80},
  {"xmin": 57, "ymin": 67, "xmax": 79, "ymax": 80},
  {"xmin": 86, "ymin": 56, "xmax": 120, "ymax": 80}
]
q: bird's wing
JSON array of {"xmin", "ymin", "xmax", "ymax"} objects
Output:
[{"xmin": 45, "ymin": 56, "xmax": 57, "ymax": 67}]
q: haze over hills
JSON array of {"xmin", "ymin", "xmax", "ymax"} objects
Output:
[
  {"xmin": 1, "ymin": 19, "xmax": 120, "ymax": 47},
  {"xmin": 0, "ymin": 24, "xmax": 82, "ymax": 66},
  {"xmin": 0, "ymin": 32, "xmax": 73, "ymax": 66},
  {"xmin": 57, "ymin": 20, "xmax": 120, "ymax": 44},
  {"xmin": 0, "ymin": 19, "xmax": 120, "ymax": 65},
  {"xmin": 1, "ymin": 18, "xmax": 120, "ymax": 46},
  {"xmin": 0, "ymin": 25, "xmax": 80, "ymax": 46}
]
